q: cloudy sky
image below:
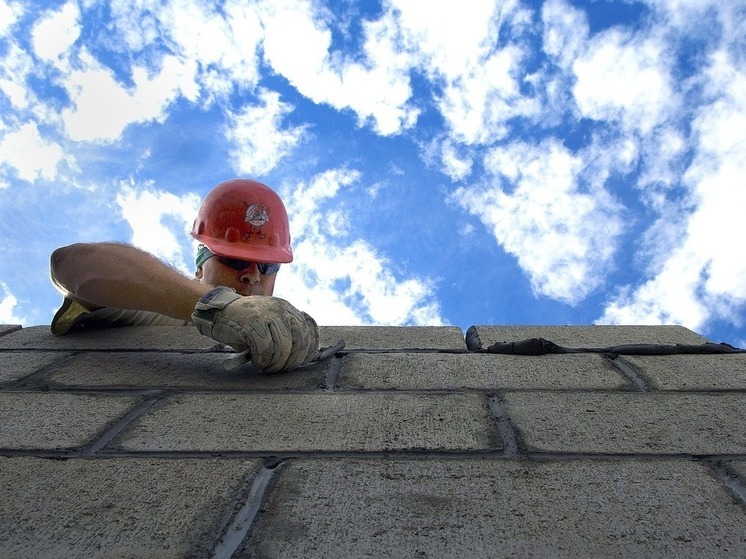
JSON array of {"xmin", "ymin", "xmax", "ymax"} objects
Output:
[{"xmin": 1, "ymin": 0, "xmax": 744, "ymax": 347}]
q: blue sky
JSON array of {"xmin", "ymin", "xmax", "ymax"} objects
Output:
[{"xmin": 1, "ymin": 0, "xmax": 745, "ymax": 347}]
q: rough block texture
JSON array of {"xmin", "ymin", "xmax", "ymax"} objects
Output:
[
  {"xmin": 45, "ymin": 351, "xmax": 327, "ymax": 390},
  {"xmin": 0, "ymin": 457, "xmax": 260, "ymax": 557},
  {"xmin": 502, "ymin": 391, "xmax": 746, "ymax": 454},
  {"xmin": 246, "ymin": 458, "xmax": 746, "ymax": 558},
  {"xmin": 339, "ymin": 352, "xmax": 630, "ymax": 390},
  {"xmin": 112, "ymin": 392, "xmax": 497, "ymax": 452},
  {"xmin": 1, "ymin": 323, "xmax": 744, "ymax": 557},
  {"xmin": 0, "ymin": 351, "xmax": 74, "ymax": 383},
  {"xmin": 319, "ymin": 325, "xmax": 466, "ymax": 350},
  {"xmin": 468, "ymin": 324, "xmax": 709, "ymax": 349},
  {"xmin": 622, "ymin": 354, "xmax": 746, "ymax": 390},
  {"xmin": 0, "ymin": 325, "xmax": 21, "ymax": 336},
  {"xmin": 0, "ymin": 324, "xmax": 219, "ymax": 350},
  {"xmin": 0, "ymin": 392, "xmax": 140, "ymax": 450}
]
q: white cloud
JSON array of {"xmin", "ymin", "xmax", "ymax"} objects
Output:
[
  {"xmin": 392, "ymin": 0, "xmax": 537, "ymax": 145},
  {"xmin": 572, "ymin": 28, "xmax": 676, "ymax": 134},
  {"xmin": 107, "ymin": 0, "xmax": 262, "ymax": 100},
  {"xmin": 438, "ymin": 45, "xmax": 538, "ymax": 145},
  {"xmin": 636, "ymin": 126, "xmax": 687, "ymax": 189},
  {"xmin": 439, "ymin": 139, "xmax": 473, "ymax": 181},
  {"xmin": 275, "ymin": 168, "xmax": 445, "ymax": 325},
  {"xmin": 393, "ymin": 0, "xmax": 520, "ymax": 79},
  {"xmin": 452, "ymin": 139, "xmax": 624, "ymax": 304},
  {"xmin": 31, "ymin": 2, "xmax": 80, "ymax": 62},
  {"xmin": 165, "ymin": 0, "xmax": 262, "ymax": 95},
  {"xmin": 258, "ymin": 0, "xmax": 418, "ymax": 135},
  {"xmin": 107, "ymin": 0, "xmax": 163, "ymax": 52},
  {"xmin": 61, "ymin": 50, "xmax": 195, "ymax": 142},
  {"xmin": 0, "ymin": 37, "xmax": 37, "ymax": 110},
  {"xmin": 0, "ymin": 122, "xmax": 64, "ymax": 182},
  {"xmin": 116, "ymin": 183, "xmax": 202, "ymax": 273},
  {"xmin": 644, "ymin": 0, "xmax": 742, "ymax": 36},
  {"xmin": 599, "ymin": 48, "xmax": 746, "ymax": 333},
  {"xmin": 226, "ymin": 88, "xmax": 308, "ymax": 176},
  {"xmin": 541, "ymin": 0, "xmax": 588, "ymax": 69},
  {"xmin": 0, "ymin": 0, "xmax": 22, "ymax": 37},
  {"xmin": 0, "ymin": 282, "xmax": 26, "ymax": 325}
]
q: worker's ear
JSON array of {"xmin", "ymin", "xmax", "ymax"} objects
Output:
[{"xmin": 195, "ymin": 267, "xmax": 203, "ymax": 281}]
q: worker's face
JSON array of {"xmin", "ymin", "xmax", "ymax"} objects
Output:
[{"xmin": 196, "ymin": 257, "xmax": 277, "ymax": 296}]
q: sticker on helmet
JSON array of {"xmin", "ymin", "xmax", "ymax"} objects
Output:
[{"xmin": 244, "ymin": 203, "xmax": 269, "ymax": 239}]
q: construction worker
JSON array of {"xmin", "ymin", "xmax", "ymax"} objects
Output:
[{"xmin": 50, "ymin": 179, "xmax": 318, "ymax": 373}]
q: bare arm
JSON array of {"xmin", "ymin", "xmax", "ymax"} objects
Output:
[{"xmin": 51, "ymin": 242, "xmax": 211, "ymax": 321}]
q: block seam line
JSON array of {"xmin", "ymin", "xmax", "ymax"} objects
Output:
[
  {"xmin": 76, "ymin": 390, "xmax": 164, "ymax": 456},
  {"xmin": 211, "ymin": 461, "xmax": 284, "ymax": 559},
  {"xmin": 486, "ymin": 393, "xmax": 523, "ymax": 458},
  {"xmin": 0, "ymin": 325, "xmax": 22, "ymax": 337},
  {"xmin": 4, "ymin": 351, "xmax": 82, "ymax": 389},
  {"xmin": 324, "ymin": 355, "xmax": 343, "ymax": 392},
  {"xmin": 606, "ymin": 355, "xmax": 652, "ymax": 392},
  {"xmin": 705, "ymin": 459, "xmax": 746, "ymax": 511}
]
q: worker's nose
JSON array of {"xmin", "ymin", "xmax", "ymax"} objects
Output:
[{"xmin": 240, "ymin": 262, "xmax": 261, "ymax": 285}]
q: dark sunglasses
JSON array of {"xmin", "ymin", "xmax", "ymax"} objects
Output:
[{"xmin": 216, "ymin": 256, "xmax": 281, "ymax": 275}]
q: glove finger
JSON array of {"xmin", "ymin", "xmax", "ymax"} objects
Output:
[
  {"xmin": 262, "ymin": 316, "xmax": 294, "ymax": 373},
  {"xmin": 208, "ymin": 322, "xmax": 250, "ymax": 352},
  {"xmin": 244, "ymin": 315, "xmax": 276, "ymax": 371},
  {"xmin": 300, "ymin": 311, "xmax": 319, "ymax": 365},
  {"xmin": 282, "ymin": 311, "xmax": 316, "ymax": 370}
]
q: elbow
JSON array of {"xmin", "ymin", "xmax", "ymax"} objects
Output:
[{"xmin": 50, "ymin": 243, "xmax": 87, "ymax": 293}]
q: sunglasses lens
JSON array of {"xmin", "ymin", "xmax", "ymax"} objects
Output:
[
  {"xmin": 219, "ymin": 257, "xmax": 247, "ymax": 271},
  {"xmin": 218, "ymin": 257, "xmax": 280, "ymax": 275},
  {"xmin": 259, "ymin": 262, "xmax": 281, "ymax": 275}
]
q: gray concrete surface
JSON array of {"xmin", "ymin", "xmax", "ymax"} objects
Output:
[
  {"xmin": 1, "ymin": 322, "xmax": 744, "ymax": 558},
  {"xmin": 468, "ymin": 324, "xmax": 710, "ymax": 348},
  {"xmin": 502, "ymin": 391, "xmax": 746, "ymax": 454},
  {"xmin": 320, "ymin": 325, "xmax": 467, "ymax": 350},
  {"xmin": 339, "ymin": 352, "xmax": 631, "ymax": 390},
  {"xmin": 0, "ymin": 324, "xmax": 219, "ymax": 350},
  {"xmin": 0, "ymin": 457, "xmax": 260, "ymax": 558},
  {"xmin": 0, "ymin": 392, "xmax": 140, "ymax": 450},
  {"xmin": 622, "ymin": 353, "xmax": 746, "ymax": 390},
  {"xmin": 45, "ymin": 351, "xmax": 327, "ymax": 390},
  {"xmin": 246, "ymin": 458, "xmax": 746, "ymax": 558},
  {"xmin": 112, "ymin": 392, "xmax": 498, "ymax": 452},
  {"xmin": 0, "ymin": 351, "xmax": 74, "ymax": 382}
]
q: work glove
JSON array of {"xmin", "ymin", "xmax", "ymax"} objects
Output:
[{"xmin": 192, "ymin": 287, "xmax": 319, "ymax": 373}]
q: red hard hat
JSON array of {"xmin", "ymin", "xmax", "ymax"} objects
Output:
[{"xmin": 191, "ymin": 179, "xmax": 293, "ymax": 263}]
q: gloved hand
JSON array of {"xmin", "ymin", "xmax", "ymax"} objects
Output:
[{"xmin": 192, "ymin": 287, "xmax": 319, "ymax": 373}]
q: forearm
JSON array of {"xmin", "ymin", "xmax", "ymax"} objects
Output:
[{"xmin": 51, "ymin": 242, "xmax": 210, "ymax": 321}]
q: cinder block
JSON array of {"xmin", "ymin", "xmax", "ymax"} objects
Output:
[
  {"xmin": 0, "ymin": 392, "xmax": 140, "ymax": 450},
  {"xmin": 0, "ymin": 352, "xmax": 74, "ymax": 383},
  {"xmin": 319, "ymin": 326, "xmax": 466, "ymax": 350},
  {"xmin": 0, "ymin": 325, "xmax": 220, "ymax": 351},
  {"xmin": 339, "ymin": 352, "xmax": 630, "ymax": 390},
  {"xmin": 502, "ymin": 391, "xmax": 746, "ymax": 455},
  {"xmin": 245, "ymin": 458, "xmax": 746, "ymax": 558},
  {"xmin": 621, "ymin": 354, "xmax": 746, "ymax": 390},
  {"xmin": 467, "ymin": 325, "xmax": 708, "ymax": 349},
  {"xmin": 46, "ymin": 352, "xmax": 326, "ymax": 390},
  {"xmin": 112, "ymin": 393, "xmax": 497, "ymax": 452},
  {"xmin": 0, "ymin": 457, "xmax": 260, "ymax": 557}
]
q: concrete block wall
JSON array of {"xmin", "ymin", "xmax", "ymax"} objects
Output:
[{"xmin": 0, "ymin": 324, "xmax": 745, "ymax": 557}]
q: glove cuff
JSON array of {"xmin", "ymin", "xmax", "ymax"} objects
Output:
[
  {"xmin": 195, "ymin": 286, "xmax": 241, "ymax": 310},
  {"xmin": 192, "ymin": 287, "xmax": 242, "ymax": 331}
]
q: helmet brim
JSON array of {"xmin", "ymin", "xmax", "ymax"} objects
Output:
[{"xmin": 192, "ymin": 234, "xmax": 293, "ymax": 263}]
